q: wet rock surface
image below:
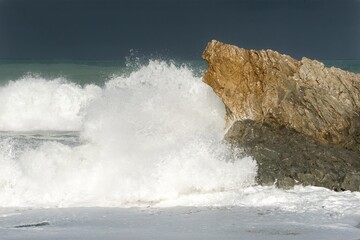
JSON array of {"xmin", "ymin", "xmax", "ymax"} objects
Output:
[
  {"xmin": 203, "ymin": 40, "xmax": 360, "ymax": 191},
  {"xmin": 14, "ymin": 221, "xmax": 50, "ymax": 228},
  {"xmin": 226, "ymin": 120, "xmax": 360, "ymax": 191}
]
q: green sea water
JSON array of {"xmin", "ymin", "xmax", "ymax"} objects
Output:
[
  {"xmin": 0, "ymin": 60, "xmax": 126, "ymax": 86},
  {"xmin": 323, "ymin": 60, "xmax": 360, "ymax": 74},
  {"xmin": 0, "ymin": 59, "xmax": 358, "ymax": 86},
  {"xmin": 0, "ymin": 59, "xmax": 207, "ymax": 86}
]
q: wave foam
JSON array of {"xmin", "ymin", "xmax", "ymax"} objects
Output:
[
  {"xmin": 0, "ymin": 61, "xmax": 258, "ymax": 207},
  {"xmin": 0, "ymin": 75, "xmax": 101, "ymax": 131}
]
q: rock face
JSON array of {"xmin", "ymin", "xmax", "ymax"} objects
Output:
[
  {"xmin": 203, "ymin": 40, "xmax": 360, "ymax": 191},
  {"xmin": 226, "ymin": 120, "xmax": 360, "ymax": 191}
]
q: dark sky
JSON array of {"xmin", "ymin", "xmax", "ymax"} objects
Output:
[{"xmin": 0, "ymin": 0, "xmax": 359, "ymax": 60}]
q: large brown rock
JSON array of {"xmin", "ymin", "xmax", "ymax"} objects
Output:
[{"xmin": 203, "ymin": 40, "xmax": 360, "ymax": 191}]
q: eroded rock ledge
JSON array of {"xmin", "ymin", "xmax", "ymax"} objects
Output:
[{"xmin": 203, "ymin": 40, "xmax": 360, "ymax": 191}]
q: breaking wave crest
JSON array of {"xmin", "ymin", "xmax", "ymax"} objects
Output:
[
  {"xmin": 0, "ymin": 60, "xmax": 257, "ymax": 207},
  {"xmin": 0, "ymin": 75, "xmax": 101, "ymax": 131}
]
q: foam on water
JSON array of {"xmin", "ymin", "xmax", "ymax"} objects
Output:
[
  {"xmin": 0, "ymin": 60, "xmax": 257, "ymax": 207},
  {"xmin": 0, "ymin": 60, "xmax": 359, "ymax": 214},
  {"xmin": 0, "ymin": 75, "xmax": 101, "ymax": 131}
]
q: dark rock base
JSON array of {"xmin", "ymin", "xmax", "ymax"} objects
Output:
[{"xmin": 225, "ymin": 120, "xmax": 360, "ymax": 191}]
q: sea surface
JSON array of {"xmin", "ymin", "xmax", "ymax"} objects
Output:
[{"xmin": 0, "ymin": 59, "xmax": 359, "ymax": 239}]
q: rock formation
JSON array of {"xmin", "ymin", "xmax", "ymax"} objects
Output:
[{"xmin": 203, "ymin": 40, "xmax": 360, "ymax": 191}]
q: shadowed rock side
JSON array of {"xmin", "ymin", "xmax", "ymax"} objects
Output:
[
  {"xmin": 203, "ymin": 40, "xmax": 360, "ymax": 191},
  {"xmin": 226, "ymin": 120, "xmax": 360, "ymax": 191}
]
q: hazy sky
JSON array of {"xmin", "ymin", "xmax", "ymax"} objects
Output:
[{"xmin": 0, "ymin": 0, "xmax": 359, "ymax": 60}]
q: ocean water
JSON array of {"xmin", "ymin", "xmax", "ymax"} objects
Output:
[{"xmin": 0, "ymin": 59, "xmax": 359, "ymax": 239}]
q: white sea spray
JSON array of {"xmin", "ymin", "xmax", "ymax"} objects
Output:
[{"xmin": 0, "ymin": 60, "xmax": 257, "ymax": 207}]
